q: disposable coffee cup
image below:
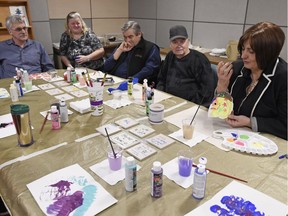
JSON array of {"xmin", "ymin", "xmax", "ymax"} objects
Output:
[{"xmin": 149, "ymin": 103, "xmax": 164, "ymax": 124}]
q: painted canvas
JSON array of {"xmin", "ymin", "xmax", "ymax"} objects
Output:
[
  {"xmin": 27, "ymin": 164, "xmax": 117, "ymax": 216},
  {"xmin": 184, "ymin": 181, "xmax": 287, "ymax": 216}
]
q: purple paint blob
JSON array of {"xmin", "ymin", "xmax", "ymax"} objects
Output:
[{"xmin": 47, "ymin": 190, "xmax": 83, "ymax": 216}]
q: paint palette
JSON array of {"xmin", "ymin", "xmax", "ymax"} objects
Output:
[{"xmin": 213, "ymin": 129, "xmax": 278, "ymax": 155}]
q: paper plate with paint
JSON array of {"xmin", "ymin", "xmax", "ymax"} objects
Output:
[
  {"xmin": 208, "ymin": 97, "xmax": 233, "ymax": 119},
  {"xmin": 212, "ymin": 129, "xmax": 278, "ymax": 155}
]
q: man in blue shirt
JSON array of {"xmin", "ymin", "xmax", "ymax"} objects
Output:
[
  {"xmin": 0, "ymin": 15, "xmax": 54, "ymax": 79},
  {"xmin": 103, "ymin": 21, "xmax": 161, "ymax": 84}
]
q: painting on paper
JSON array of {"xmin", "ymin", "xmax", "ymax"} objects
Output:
[
  {"xmin": 184, "ymin": 181, "xmax": 287, "ymax": 216},
  {"xmin": 27, "ymin": 164, "xmax": 117, "ymax": 216}
]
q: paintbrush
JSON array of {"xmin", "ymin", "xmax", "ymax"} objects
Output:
[
  {"xmin": 193, "ymin": 164, "xmax": 248, "ymax": 183},
  {"xmin": 105, "ymin": 127, "xmax": 117, "ymax": 158},
  {"xmin": 190, "ymin": 91, "xmax": 207, "ymax": 125},
  {"xmin": 39, "ymin": 111, "xmax": 49, "ymax": 134}
]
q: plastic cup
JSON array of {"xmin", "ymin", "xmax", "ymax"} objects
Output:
[
  {"xmin": 87, "ymin": 82, "xmax": 104, "ymax": 116},
  {"xmin": 107, "ymin": 144, "xmax": 122, "ymax": 171},
  {"xmin": 178, "ymin": 149, "xmax": 193, "ymax": 177},
  {"xmin": 182, "ymin": 119, "xmax": 195, "ymax": 140},
  {"xmin": 24, "ymin": 80, "xmax": 32, "ymax": 91},
  {"xmin": 49, "ymin": 70, "xmax": 58, "ymax": 80}
]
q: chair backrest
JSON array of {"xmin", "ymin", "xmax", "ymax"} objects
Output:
[{"xmin": 211, "ymin": 64, "xmax": 218, "ymax": 87}]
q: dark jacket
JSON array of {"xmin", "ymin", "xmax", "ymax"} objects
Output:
[
  {"xmin": 157, "ymin": 49, "xmax": 216, "ymax": 107},
  {"xmin": 230, "ymin": 58, "xmax": 287, "ymax": 140},
  {"xmin": 104, "ymin": 37, "xmax": 161, "ymax": 83}
]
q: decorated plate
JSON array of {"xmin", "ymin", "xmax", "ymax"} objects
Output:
[{"xmin": 213, "ymin": 129, "xmax": 278, "ymax": 155}]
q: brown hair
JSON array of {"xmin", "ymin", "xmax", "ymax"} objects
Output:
[
  {"xmin": 65, "ymin": 11, "xmax": 89, "ymax": 36},
  {"xmin": 238, "ymin": 22, "xmax": 285, "ymax": 70}
]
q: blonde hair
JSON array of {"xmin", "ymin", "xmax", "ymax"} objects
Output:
[{"xmin": 65, "ymin": 12, "xmax": 89, "ymax": 36}]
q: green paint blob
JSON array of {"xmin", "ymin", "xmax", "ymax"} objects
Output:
[{"xmin": 240, "ymin": 134, "xmax": 249, "ymax": 139}]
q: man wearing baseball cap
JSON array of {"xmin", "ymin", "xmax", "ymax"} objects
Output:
[{"xmin": 157, "ymin": 25, "xmax": 216, "ymax": 107}]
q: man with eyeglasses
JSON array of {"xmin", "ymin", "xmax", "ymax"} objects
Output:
[{"xmin": 0, "ymin": 15, "xmax": 54, "ymax": 78}]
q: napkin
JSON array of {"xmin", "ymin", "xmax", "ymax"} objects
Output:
[
  {"xmin": 162, "ymin": 157, "xmax": 196, "ymax": 189},
  {"xmin": 169, "ymin": 129, "xmax": 208, "ymax": 147},
  {"xmin": 69, "ymin": 98, "xmax": 91, "ymax": 114},
  {"xmin": 89, "ymin": 157, "xmax": 141, "ymax": 185},
  {"xmin": 104, "ymin": 98, "xmax": 132, "ymax": 109}
]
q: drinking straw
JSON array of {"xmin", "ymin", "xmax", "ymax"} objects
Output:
[
  {"xmin": 190, "ymin": 91, "xmax": 207, "ymax": 125},
  {"xmin": 105, "ymin": 127, "xmax": 117, "ymax": 158}
]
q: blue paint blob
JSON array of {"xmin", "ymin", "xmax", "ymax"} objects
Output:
[
  {"xmin": 210, "ymin": 195, "xmax": 265, "ymax": 216},
  {"xmin": 72, "ymin": 185, "xmax": 97, "ymax": 216}
]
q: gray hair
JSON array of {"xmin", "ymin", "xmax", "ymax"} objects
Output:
[
  {"xmin": 6, "ymin": 15, "xmax": 26, "ymax": 30},
  {"xmin": 121, "ymin": 21, "xmax": 141, "ymax": 35}
]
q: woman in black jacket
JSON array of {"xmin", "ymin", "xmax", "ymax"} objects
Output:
[{"xmin": 216, "ymin": 22, "xmax": 287, "ymax": 140}]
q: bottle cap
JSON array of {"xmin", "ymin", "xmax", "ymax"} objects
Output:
[
  {"xmin": 126, "ymin": 156, "xmax": 136, "ymax": 166},
  {"xmin": 199, "ymin": 157, "xmax": 207, "ymax": 165},
  {"xmin": 153, "ymin": 161, "xmax": 162, "ymax": 171},
  {"xmin": 51, "ymin": 105, "xmax": 57, "ymax": 112},
  {"xmin": 197, "ymin": 164, "xmax": 206, "ymax": 173},
  {"xmin": 59, "ymin": 99, "xmax": 66, "ymax": 106}
]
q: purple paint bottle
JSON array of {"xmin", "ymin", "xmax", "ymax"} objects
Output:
[{"xmin": 151, "ymin": 161, "xmax": 163, "ymax": 198}]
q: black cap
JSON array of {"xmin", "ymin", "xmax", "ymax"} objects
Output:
[{"xmin": 169, "ymin": 25, "xmax": 188, "ymax": 41}]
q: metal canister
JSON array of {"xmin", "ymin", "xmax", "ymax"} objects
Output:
[{"xmin": 10, "ymin": 104, "xmax": 34, "ymax": 147}]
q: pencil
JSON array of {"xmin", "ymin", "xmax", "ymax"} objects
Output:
[
  {"xmin": 39, "ymin": 111, "xmax": 49, "ymax": 134},
  {"xmin": 193, "ymin": 164, "xmax": 248, "ymax": 183},
  {"xmin": 101, "ymin": 72, "xmax": 108, "ymax": 86},
  {"xmin": 81, "ymin": 72, "xmax": 89, "ymax": 87},
  {"xmin": 86, "ymin": 70, "xmax": 93, "ymax": 87}
]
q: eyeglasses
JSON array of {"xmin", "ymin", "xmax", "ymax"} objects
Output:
[{"xmin": 12, "ymin": 27, "xmax": 28, "ymax": 32}]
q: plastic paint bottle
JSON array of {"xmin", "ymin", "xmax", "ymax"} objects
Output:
[
  {"xmin": 59, "ymin": 99, "xmax": 69, "ymax": 123},
  {"xmin": 151, "ymin": 161, "xmax": 163, "ymax": 198},
  {"xmin": 15, "ymin": 79, "xmax": 23, "ymax": 97},
  {"xmin": 23, "ymin": 70, "xmax": 29, "ymax": 83},
  {"xmin": 50, "ymin": 105, "xmax": 61, "ymax": 130},
  {"xmin": 9, "ymin": 84, "xmax": 19, "ymax": 102},
  {"xmin": 71, "ymin": 68, "xmax": 77, "ymax": 83},
  {"xmin": 142, "ymin": 79, "xmax": 148, "ymax": 101},
  {"xmin": 125, "ymin": 156, "xmax": 137, "ymax": 192},
  {"xmin": 192, "ymin": 157, "xmax": 207, "ymax": 199},
  {"xmin": 128, "ymin": 77, "xmax": 133, "ymax": 97},
  {"xmin": 146, "ymin": 95, "xmax": 152, "ymax": 116},
  {"xmin": 66, "ymin": 67, "xmax": 72, "ymax": 83}
]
